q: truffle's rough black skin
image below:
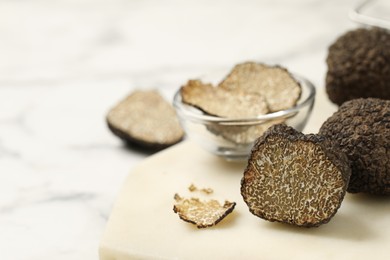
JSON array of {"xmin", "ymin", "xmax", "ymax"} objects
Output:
[
  {"xmin": 106, "ymin": 90, "xmax": 184, "ymax": 150},
  {"xmin": 241, "ymin": 124, "xmax": 351, "ymax": 227},
  {"xmin": 319, "ymin": 98, "xmax": 390, "ymax": 195},
  {"xmin": 326, "ymin": 27, "xmax": 390, "ymax": 105}
]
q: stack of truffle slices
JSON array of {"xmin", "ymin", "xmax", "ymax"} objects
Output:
[
  {"xmin": 241, "ymin": 97, "xmax": 390, "ymax": 228},
  {"xmin": 179, "ymin": 62, "xmax": 302, "ymax": 144},
  {"xmin": 181, "ymin": 62, "xmax": 302, "ymax": 116}
]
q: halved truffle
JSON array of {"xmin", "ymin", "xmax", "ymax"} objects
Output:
[
  {"xmin": 180, "ymin": 79, "xmax": 269, "ymax": 118},
  {"xmin": 106, "ymin": 90, "xmax": 184, "ymax": 149},
  {"xmin": 219, "ymin": 62, "xmax": 301, "ymax": 112},
  {"xmin": 173, "ymin": 194, "xmax": 236, "ymax": 228},
  {"xmin": 319, "ymin": 98, "xmax": 390, "ymax": 195},
  {"xmin": 326, "ymin": 27, "xmax": 390, "ymax": 105},
  {"xmin": 241, "ymin": 124, "xmax": 351, "ymax": 227}
]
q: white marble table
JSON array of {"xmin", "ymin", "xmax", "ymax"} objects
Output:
[{"xmin": 0, "ymin": 0, "xmax": 361, "ymax": 259}]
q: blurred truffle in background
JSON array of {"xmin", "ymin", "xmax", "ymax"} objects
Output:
[
  {"xmin": 325, "ymin": 27, "xmax": 390, "ymax": 105},
  {"xmin": 106, "ymin": 90, "xmax": 184, "ymax": 150}
]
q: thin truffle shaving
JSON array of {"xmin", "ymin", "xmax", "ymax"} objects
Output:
[
  {"xmin": 219, "ymin": 62, "xmax": 301, "ymax": 112},
  {"xmin": 180, "ymin": 79, "xmax": 269, "ymax": 118},
  {"xmin": 188, "ymin": 184, "xmax": 214, "ymax": 194},
  {"xmin": 207, "ymin": 118, "xmax": 285, "ymax": 144},
  {"xmin": 173, "ymin": 194, "xmax": 236, "ymax": 228}
]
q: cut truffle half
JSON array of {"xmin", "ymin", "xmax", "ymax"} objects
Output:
[
  {"xmin": 106, "ymin": 90, "xmax": 184, "ymax": 149},
  {"xmin": 219, "ymin": 62, "xmax": 302, "ymax": 112},
  {"xmin": 326, "ymin": 27, "xmax": 390, "ymax": 105},
  {"xmin": 241, "ymin": 124, "xmax": 351, "ymax": 227},
  {"xmin": 319, "ymin": 98, "xmax": 390, "ymax": 195},
  {"xmin": 173, "ymin": 194, "xmax": 236, "ymax": 228},
  {"xmin": 180, "ymin": 79, "xmax": 269, "ymax": 118}
]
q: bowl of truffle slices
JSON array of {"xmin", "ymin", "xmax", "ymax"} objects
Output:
[{"xmin": 173, "ymin": 62, "xmax": 316, "ymax": 161}]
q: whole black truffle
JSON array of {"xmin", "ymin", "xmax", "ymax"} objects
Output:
[
  {"xmin": 241, "ymin": 124, "xmax": 351, "ymax": 227},
  {"xmin": 319, "ymin": 98, "xmax": 390, "ymax": 195},
  {"xmin": 326, "ymin": 27, "xmax": 390, "ymax": 105}
]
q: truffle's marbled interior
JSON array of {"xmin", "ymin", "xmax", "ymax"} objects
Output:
[{"xmin": 243, "ymin": 135, "xmax": 347, "ymax": 227}]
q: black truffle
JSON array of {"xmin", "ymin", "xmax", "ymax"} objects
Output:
[
  {"xmin": 326, "ymin": 27, "xmax": 390, "ymax": 105},
  {"xmin": 106, "ymin": 90, "xmax": 184, "ymax": 149},
  {"xmin": 319, "ymin": 98, "xmax": 390, "ymax": 195},
  {"xmin": 241, "ymin": 124, "xmax": 351, "ymax": 227}
]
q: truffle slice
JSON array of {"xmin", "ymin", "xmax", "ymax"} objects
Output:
[
  {"xmin": 188, "ymin": 184, "xmax": 214, "ymax": 194},
  {"xmin": 319, "ymin": 98, "xmax": 390, "ymax": 195},
  {"xmin": 180, "ymin": 79, "xmax": 269, "ymax": 118},
  {"xmin": 173, "ymin": 194, "xmax": 236, "ymax": 228},
  {"xmin": 326, "ymin": 27, "xmax": 390, "ymax": 105},
  {"xmin": 241, "ymin": 124, "xmax": 351, "ymax": 227},
  {"xmin": 207, "ymin": 118, "xmax": 285, "ymax": 145},
  {"xmin": 106, "ymin": 90, "xmax": 184, "ymax": 149},
  {"xmin": 219, "ymin": 62, "xmax": 301, "ymax": 112}
]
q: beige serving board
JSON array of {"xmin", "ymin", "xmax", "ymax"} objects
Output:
[{"xmin": 99, "ymin": 89, "xmax": 390, "ymax": 260}]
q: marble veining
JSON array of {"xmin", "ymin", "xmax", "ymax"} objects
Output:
[{"xmin": 0, "ymin": 0, "xmax": 363, "ymax": 259}]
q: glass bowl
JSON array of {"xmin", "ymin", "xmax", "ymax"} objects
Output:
[
  {"xmin": 173, "ymin": 74, "xmax": 316, "ymax": 161},
  {"xmin": 349, "ymin": 0, "xmax": 390, "ymax": 29}
]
